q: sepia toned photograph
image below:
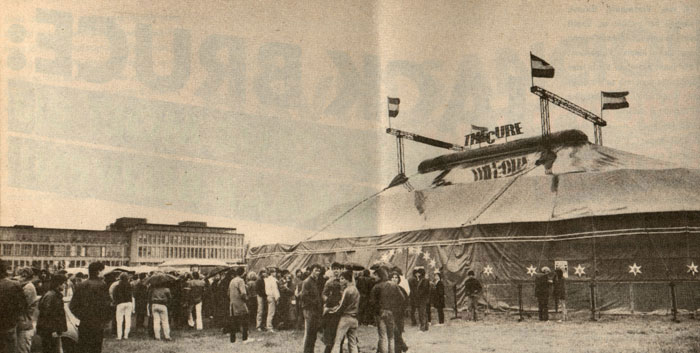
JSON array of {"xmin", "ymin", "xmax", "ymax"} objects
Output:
[{"xmin": 1, "ymin": 1, "xmax": 698, "ymax": 352}]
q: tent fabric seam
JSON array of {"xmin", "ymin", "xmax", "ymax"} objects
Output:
[{"xmin": 248, "ymin": 226, "xmax": 699, "ymax": 258}]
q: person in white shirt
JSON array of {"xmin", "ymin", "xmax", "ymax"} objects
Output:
[{"xmin": 264, "ymin": 269, "xmax": 280, "ymax": 332}]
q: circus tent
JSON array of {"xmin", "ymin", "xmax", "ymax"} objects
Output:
[{"xmin": 248, "ymin": 130, "xmax": 700, "ymax": 313}]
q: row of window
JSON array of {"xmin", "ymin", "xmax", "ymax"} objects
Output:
[
  {"xmin": 136, "ymin": 246, "xmax": 243, "ymax": 260},
  {"xmin": 136, "ymin": 233, "xmax": 242, "ymax": 247},
  {"xmin": 3, "ymin": 258, "xmax": 128, "ymax": 271},
  {"xmin": 0, "ymin": 243, "xmax": 127, "ymax": 258}
]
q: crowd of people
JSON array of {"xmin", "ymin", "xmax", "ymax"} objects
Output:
[
  {"xmin": 0, "ymin": 257, "xmax": 571, "ymax": 353},
  {"xmin": 0, "ymin": 260, "xmax": 455, "ymax": 353}
]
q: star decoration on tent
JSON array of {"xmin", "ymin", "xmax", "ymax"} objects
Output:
[
  {"xmin": 422, "ymin": 251, "xmax": 432, "ymax": 261},
  {"xmin": 395, "ymin": 248, "xmax": 404, "ymax": 254},
  {"xmin": 483, "ymin": 265, "xmax": 493, "ymax": 276},
  {"xmin": 526, "ymin": 265, "xmax": 537, "ymax": 277},
  {"xmin": 379, "ymin": 250, "xmax": 394, "ymax": 263},
  {"xmin": 574, "ymin": 264, "xmax": 586, "ymax": 277},
  {"xmin": 687, "ymin": 262, "xmax": 698, "ymax": 276},
  {"xmin": 628, "ymin": 263, "xmax": 642, "ymax": 276},
  {"xmin": 408, "ymin": 247, "xmax": 422, "ymax": 255},
  {"xmin": 428, "ymin": 259, "xmax": 437, "ymax": 269}
]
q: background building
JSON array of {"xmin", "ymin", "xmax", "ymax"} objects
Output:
[{"xmin": 0, "ymin": 217, "xmax": 244, "ymax": 271}]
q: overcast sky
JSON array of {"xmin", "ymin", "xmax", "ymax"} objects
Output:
[{"xmin": 2, "ymin": 0, "xmax": 698, "ymax": 246}]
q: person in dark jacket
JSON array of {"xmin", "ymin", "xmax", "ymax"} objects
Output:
[
  {"xmin": 37, "ymin": 275, "xmax": 67, "ymax": 353},
  {"xmin": 407, "ymin": 271, "xmax": 418, "ymax": 326},
  {"xmin": 464, "ymin": 270, "xmax": 482, "ymax": 321},
  {"xmin": 322, "ymin": 262, "xmax": 345, "ymax": 353},
  {"xmin": 431, "ymin": 272, "xmax": 446, "ymax": 325},
  {"xmin": 69, "ymin": 262, "xmax": 111, "ymax": 353},
  {"xmin": 16, "ymin": 267, "xmax": 38, "ymax": 353},
  {"xmin": 534, "ymin": 267, "xmax": 553, "ymax": 321},
  {"xmin": 390, "ymin": 272, "xmax": 409, "ymax": 353},
  {"xmin": 553, "ymin": 268, "xmax": 567, "ymax": 322},
  {"xmin": 301, "ymin": 264, "xmax": 323, "ymax": 353},
  {"xmin": 355, "ymin": 270, "xmax": 373, "ymax": 326},
  {"xmin": 254, "ymin": 270, "xmax": 268, "ymax": 331},
  {"xmin": 132, "ymin": 273, "xmax": 148, "ymax": 332},
  {"xmin": 370, "ymin": 266, "xmax": 405, "ymax": 353},
  {"xmin": 113, "ymin": 273, "xmax": 133, "ymax": 340},
  {"xmin": 414, "ymin": 268, "xmax": 430, "ymax": 332},
  {"xmin": 228, "ymin": 267, "xmax": 249, "ymax": 343},
  {"xmin": 245, "ymin": 272, "xmax": 258, "ymax": 328},
  {"xmin": 1, "ymin": 261, "xmax": 27, "ymax": 353}
]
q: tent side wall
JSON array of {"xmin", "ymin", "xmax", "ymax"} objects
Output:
[{"xmin": 248, "ymin": 211, "xmax": 700, "ymax": 314}]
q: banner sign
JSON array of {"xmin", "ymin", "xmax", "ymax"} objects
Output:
[
  {"xmin": 464, "ymin": 123, "xmax": 524, "ymax": 146},
  {"xmin": 470, "ymin": 155, "xmax": 530, "ymax": 181}
]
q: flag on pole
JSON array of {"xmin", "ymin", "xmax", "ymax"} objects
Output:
[
  {"xmin": 531, "ymin": 54, "xmax": 555, "ymax": 78},
  {"xmin": 388, "ymin": 97, "xmax": 400, "ymax": 118},
  {"xmin": 602, "ymin": 91, "xmax": 629, "ymax": 110},
  {"xmin": 471, "ymin": 124, "xmax": 488, "ymax": 133}
]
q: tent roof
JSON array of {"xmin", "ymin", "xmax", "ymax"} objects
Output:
[{"xmin": 300, "ymin": 131, "xmax": 699, "ymax": 241}]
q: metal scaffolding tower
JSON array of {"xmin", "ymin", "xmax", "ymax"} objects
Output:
[{"xmin": 530, "ymin": 86, "xmax": 607, "ymax": 145}]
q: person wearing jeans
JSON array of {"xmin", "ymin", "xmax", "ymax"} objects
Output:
[
  {"xmin": 228, "ymin": 267, "xmax": 249, "ymax": 343},
  {"xmin": 113, "ymin": 273, "xmax": 133, "ymax": 340},
  {"xmin": 328, "ymin": 271, "xmax": 359, "ymax": 353},
  {"xmin": 255, "ymin": 270, "xmax": 267, "ymax": 330},
  {"xmin": 187, "ymin": 273, "xmax": 205, "ymax": 330},
  {"xmin": 151, "ymin": 304, "xmax": 170, "ymax": 340},
  {"xmin": 264, "ymin": 269, "xmax": 280, "ymax": 332},
  {"xmin": 300, "ymin": 265, "xmax": 323, "ymax": 353},
  {"xmin": 370, "ymin": 267, "xmax": 405, "ymax": 353},
  {"xmin": 149, "ymin": 285, "xmax": 172, "ymax": 340},
  {"xmin": 16, "ymin": 267, "xmax": 38, "ymax": 353}
]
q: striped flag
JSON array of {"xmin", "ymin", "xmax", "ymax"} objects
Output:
[
  {"xmin": 471, "ymin": 124, "xmax": 488, "ymax": 133},
  {"xmin": 531, "ymin": 54, "xmax": 555, "ymax": 78},
  {"xmin": 602, "ymin": 91, "xmax": 629, "ymax": 110},
  {"xmin": 388, "ymin": 97, "xmax": 400, "ymax": 118}
]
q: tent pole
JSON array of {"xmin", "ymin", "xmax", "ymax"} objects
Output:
[{"xmin": 591, "ymin": 224, "xmax": 598, "ymax": 321}]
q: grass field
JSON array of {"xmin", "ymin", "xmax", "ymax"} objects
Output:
[{"xmin": 103, "ymin": 312, "xmax": 700, "ymax": 353}]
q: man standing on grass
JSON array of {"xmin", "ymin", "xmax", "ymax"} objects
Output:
[
  {"xmin": 535, "ymin": 267, "xmax": 553, "ymax": 321},
  {"xmin": 149, "ymin": 280, "xmax": 172, "ymax": 341},
  {"xmin": 255, "ymin": 269, "xmax": 267, "ymax": 331},
  {"xmin": 408, "ymin": 270, "xmax": 419, "ymax": 326},
  {"xmin": 415, "ymin": 268, "xmax": 431, "ymax": 332},
  {"xmin": 265, "ymin": 268, "xmax": 280, "ymax": 332},
  {"xmin": 301, "ymin": 264, "xmax": 324, "ymax": 353},
  {"xmin": 322, "ymin": 262, "xmax": 345, "ymax": 353},
  {"xmin": 1, "ymin": 261, "xmax": 27, "ymax": 353},
  {"xmin": 553, "ymin": 268, "xmax": 568, "ymax": 322},
  {"xmin": 328, "ymin": 270, "xmax": 360, "ymax": 353},
  {"xmin": 16, "ymin": 267, "xmax": 38, "ymax": 353},
  {"xmin": 132, "ymin": 273, "xmax": 149, "ymax": 333},
  {"xmin": 370, "ymin": 266, "xmax": 405, "ymax": 353},
  {"xmin": 463, "ymin": 270, "xmax": 482, "ymax": 322},
  {"xmin": 187, "ymin": 272, "xmax": 206, "ymax": 330},
  {"xmin": 228, "ymin": 267, "xmax": 249, "ymax": 343},
  {"xmin": 70, "ymin": 262, "xmax": 111, "ymax": 352}
]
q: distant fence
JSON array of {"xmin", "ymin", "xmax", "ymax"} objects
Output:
[{"xmin": 446, "ymin": 280, "xmax": 700, "ymax": 319}]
